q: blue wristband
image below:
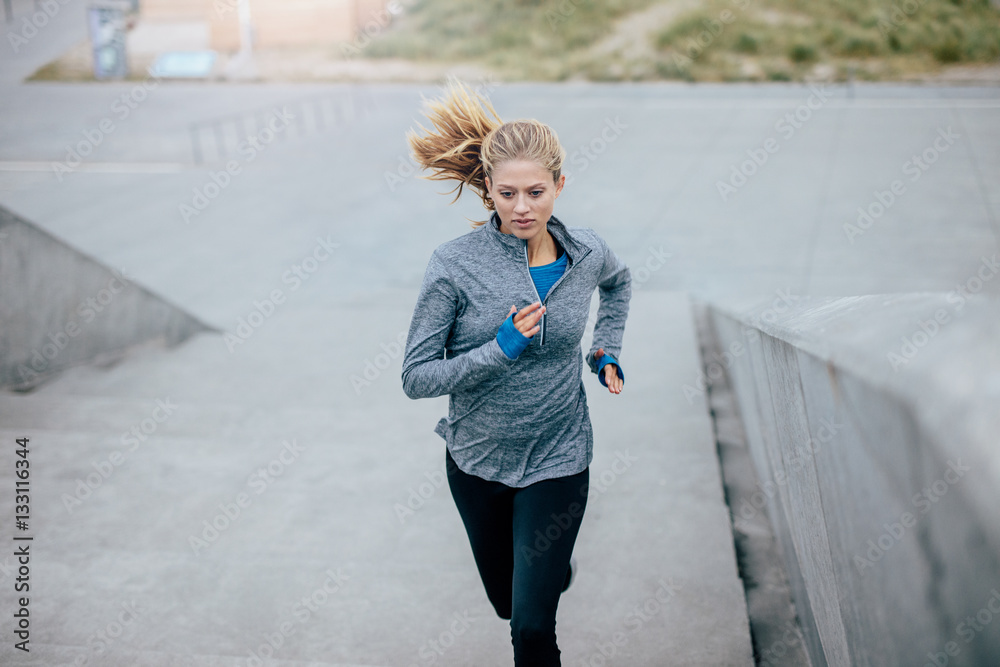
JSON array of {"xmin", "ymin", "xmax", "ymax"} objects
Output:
[
  {"xmin": 595, "ymin": 352, "xmax": 624, "ymax": 387},
  {"xmin": 496, "ymin": 313, "xmax": 532, "ymax": 359}
]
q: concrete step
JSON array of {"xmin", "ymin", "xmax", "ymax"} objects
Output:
[
  {"xmin": 0, "ymin": 643, "xmax": 389, "ymax": 667},
  {"xmin": 0, "ymin": 290, "xmax": 753, "ymax": 665},
  {"xmin": 0, "ymin": 386, "xmax": 428, "ymax": 441}
]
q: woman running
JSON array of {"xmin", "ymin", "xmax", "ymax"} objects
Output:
[{"xmin": 400, "ymin": 77, "xmax": 632, "ymax": 666}]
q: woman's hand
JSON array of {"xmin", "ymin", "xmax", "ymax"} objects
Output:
[
  {"xmin": 594, "ymin": 348, "xmax": 623, "ymax": 394},
  {"xmin": 509, "ymin": 302, "xmax": 545, "ymax": 337}
]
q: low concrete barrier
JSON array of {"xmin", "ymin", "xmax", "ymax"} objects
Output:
[
  {"xmin": 695, "ymin": 292, "xmax": 1000, "ymax": 667},
  {"xmin": 0, "ymin": 205, "xmax": 213, "ymax": 390}
]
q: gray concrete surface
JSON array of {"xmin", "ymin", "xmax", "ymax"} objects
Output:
[
  {"xmin": 1, "ymin": 7, "xmax": 999, "ymax": 666},
  {"xmin": 0, "ymin": 205, "xmax": 212, "ymax": 389},
  {"xmin": 2, "ymin": 82, "xmax": 999, "ymax": 323},
  {"xmin": 700, "ymin": 293, "xmax": 1000, "ymax": 667},
  {"xmin": 0, "ymin": 289, "xmax": 754, "ymax": 666}
]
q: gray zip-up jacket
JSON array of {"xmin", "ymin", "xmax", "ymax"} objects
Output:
[{"xmin": 401, "ymin": 210, "xmax": 631, "ymax": 487}]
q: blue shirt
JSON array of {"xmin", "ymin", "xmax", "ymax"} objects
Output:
[{"xmin": 496, "ymin": 246, "xmax": 624, "ymax": 387}]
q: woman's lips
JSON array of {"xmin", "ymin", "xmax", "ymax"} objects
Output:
[{"xmin": 514, "ymin": 219, "xmax": 533, "ymax": 227}]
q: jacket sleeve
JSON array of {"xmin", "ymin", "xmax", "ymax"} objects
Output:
[
  {"xmin": 401, "ymin": 250, "xmax": 517, "ymax": 399},
  {"xmin": 586, "ymin": 231, "xmax": 632, "ymax": 378}
]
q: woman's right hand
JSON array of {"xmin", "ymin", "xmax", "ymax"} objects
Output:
[{"xmin": 508, "ymin": 302, "xmax": 545, "ymax": 337}]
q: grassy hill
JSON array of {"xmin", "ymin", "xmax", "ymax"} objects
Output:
[{"xmin": 362, "ymin": 0, "xmax": 1000, "ymax": 81}]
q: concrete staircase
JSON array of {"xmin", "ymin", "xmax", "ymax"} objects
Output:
[{"xmin": 0, "ymin": 286, "xmax": 754, "ymax": 666}]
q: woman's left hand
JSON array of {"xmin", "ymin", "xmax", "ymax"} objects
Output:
[{"xmin": 594, "ymin": 348, "xmax": 623, "ymax": 394}]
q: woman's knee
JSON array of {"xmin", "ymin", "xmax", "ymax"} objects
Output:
[
  {"xmin": 493, "ymin": 602, "xmax": 512, "ymax": 621},
  {"xmin": 511, "ymin": 614, "xmax": 553, "ymax": 646}
]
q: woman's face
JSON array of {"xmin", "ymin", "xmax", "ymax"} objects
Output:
[{"xmin": 485, "ymin": 159, "xmax": 565, "ymax": 241}]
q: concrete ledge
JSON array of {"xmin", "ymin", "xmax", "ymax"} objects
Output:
[
  {"xmin": 697, "ymin": 293, "xmax": 1000, "ymax": 667},
  {"xmin": 0, "ymin": 205, "xmax": 214, "ymax": 390}
]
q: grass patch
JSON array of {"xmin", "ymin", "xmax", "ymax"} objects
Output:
[
  {"xmin": 365, "ymin": 0, "xmax": 660, "ymax": 62},
  {"xmin": 31, "ymin": 0, "xmax": 993, "ymax": 83},
  {"xmin": 347, "ymin": 0, "xmax": 1000, "ymax": 81},
  {"xmin": 653, "ymin": 0, "xmax": 1000, "ymax": 76}
]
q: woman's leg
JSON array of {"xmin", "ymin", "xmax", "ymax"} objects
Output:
[
  {"xmin": 510, "ymin": 466, "xmax": 590, "ymax": 666},
  {"xmin": 445, "ymin": 447, "xmax": 516, "ymax": 619}
]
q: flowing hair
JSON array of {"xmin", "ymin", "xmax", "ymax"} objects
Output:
[{"xmin": 405, "ymin": 76, "xmax": 566, "ymax": 228}]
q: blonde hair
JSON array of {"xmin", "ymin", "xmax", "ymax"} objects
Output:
[{"xmin": 405, "ymin": 76, "xmax": 566, "ymax": 228}]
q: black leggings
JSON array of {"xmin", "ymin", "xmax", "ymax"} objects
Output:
[{"xmin": 445, "ymin": 448, "xmax": 589, "ymax": 667}]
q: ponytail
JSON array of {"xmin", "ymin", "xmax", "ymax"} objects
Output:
[{"xmin": 406, "ymin": 76, "xmax": 566, "ymax": 228}]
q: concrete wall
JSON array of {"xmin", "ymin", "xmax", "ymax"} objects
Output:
[
  {"xmin": 696, "ymin": 293, "xmax": 1000, "ymax": 667},
  {"xmin": 0, "ymin": 206, "xmax": 213, "ymax": 390}
]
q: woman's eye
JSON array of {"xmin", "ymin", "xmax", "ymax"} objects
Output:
[{"xmin": 531, "ymin": 190, "xmax": 542, "ymax": 196}]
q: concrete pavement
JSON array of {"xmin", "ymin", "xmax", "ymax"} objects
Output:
[{"xmin": 1, "ymin": 10, "xmax": 998, "ymax": 665}]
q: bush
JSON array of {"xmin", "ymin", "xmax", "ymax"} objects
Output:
[
  {"xmin": 933, "ymin": 38, "xmax": 962, "ymax": 62},
  {"xmin": 736, "ymin": 33, "xmax": 759, "ymax": 53},
  {"xmin": 789, "ymin": 42, "xmax": 818, "ymax": 62}
]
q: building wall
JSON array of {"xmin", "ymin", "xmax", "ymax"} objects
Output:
[
  {"xmin": 141, "ymin": 0, "xmax": 206, "ymax": 21},
  {"xmin": 139, "ymin": 0, "xmax": 387, "ymax": 50}
]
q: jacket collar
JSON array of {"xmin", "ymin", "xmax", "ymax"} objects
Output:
[{"xmin": 483, "ymin": 210, "xmax": 590, "ymax": 265}]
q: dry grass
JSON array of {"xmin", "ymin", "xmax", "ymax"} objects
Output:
[
  {"xmin": 25, "ymin": 0, "xmax": 1000, "ymax": 83},
  {"xmin": 361, "ymin": 0, "xmax": 1000, "ymax": 82}
]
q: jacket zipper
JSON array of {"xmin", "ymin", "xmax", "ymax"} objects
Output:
[
  {"xmin": 523, "ymin": 243, "xmax": 546, "ymax": 345},
  {"xmin": 522, "ymin": 239, "xmax": 590, "ymax": 346}
]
